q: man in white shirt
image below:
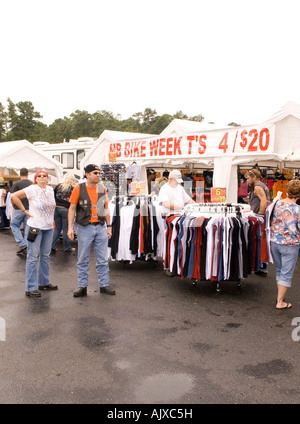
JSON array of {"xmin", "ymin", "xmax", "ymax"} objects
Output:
[
  {"xmin": 158, "ymin": 169, "xmax": 195, "ymax": 276},
  {"xmin": 158, "ymin": 169, "xmax": 195, "ymax": 216}
]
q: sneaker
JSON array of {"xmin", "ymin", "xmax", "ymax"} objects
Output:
[
  {"xmin": 100, "ymin": 286, "xmax": 116, "ymax": 295},
  {"xmin": 38, "ymin": 284, "xmax": 58, "ymax": 290},
  {"xmin": 25, "ymin": 290, "xmax": 41, "ymax": 298},
  {"xmin": 74, "ymin": 287, "xmax": 87, "ymax": 297}
]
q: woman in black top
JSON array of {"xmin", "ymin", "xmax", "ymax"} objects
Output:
[{"xmin": 51, "ymin": 173, "xmax": 77, "ymax": 253}]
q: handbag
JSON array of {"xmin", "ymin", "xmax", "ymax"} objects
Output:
[{"xmin": 27, "ymin": 226, "xmax": 41, "ymax": 242}]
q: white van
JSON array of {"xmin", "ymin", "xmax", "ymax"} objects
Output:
[{"xmin": 33, "ymin": 137, "xmax": 97, "ymax": 179}]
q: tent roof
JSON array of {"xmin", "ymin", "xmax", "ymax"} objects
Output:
[
  {"xmin": 266, "ymin": 101, "xmax": 300, "ymax": 123},
  {"xmin": 80, "ymin": 130, "xmax": 157, "ymax": 172},
  {"xmin": 0, "ymin": 139, "xmax": 63, "ymax": 179},
  {"xmin": 80, "ymin": 101, "xmax": 300, "ymax": 171},
  {"xmin": 97, "ymin": 130, "xmax": 157, "ymax": 142},
  {"xmin": 160, "ymin": 119, "xmax": 230, "ymax": 136}
]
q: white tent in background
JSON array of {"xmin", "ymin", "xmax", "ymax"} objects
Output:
[
  {"xmin": 160, "ymin": 118, "xmax": 230, "ymax": 136},
  {"xmin": 80, "ymin": 130, "xmax": 158, "ymax": 181},
  {"xmin": 0, "ymin": 139, "xmax": 64, "ymax": 183},
  {"xmin": 214, "ymin": 101, "xmax": 300, "ymax": 201},
  {"xmin": 80, "ymin": 101, "xmax": 300, "ymax": 202}
]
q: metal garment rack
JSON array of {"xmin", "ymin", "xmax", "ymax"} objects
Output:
[
  {"xmin": 184, "ymin": 202, "xmax": 251, "ymax": 217},
  {"xmin": 109, "ymin": 194, "xmax": 159, "ymax": 268},
  {"xmin": 111, "ymin": 194, "xmax": 158, "ymax": 205},
  {"xmin": 182, "ymin": 203, "xmax": 251, "ymax": 292}
]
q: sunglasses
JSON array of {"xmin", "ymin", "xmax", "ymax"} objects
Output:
[
  {"xmin": 36, "ymin": 174, "xmax": 48, "ymax": 177},
  {"xmin": 91, "ymin": 171, "xmax": 101, "ymax": 175}
]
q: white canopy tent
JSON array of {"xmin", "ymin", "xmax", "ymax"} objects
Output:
[
  {"xmin": 221, "ymin": 101, "xmax": 300, "ymax": 201},
  {"xmin": 0, "ymin": 139, "xmax": 64, "ymax": 183},
  {"xmin": 80, "ymin": 130, "xmax": 158, "ymax": 182},
  {"xmin": 79, "ymin": 101, "xmax": 300, "ymax": 201},
  {"xmin": 160, "ymin": 118, "xmax": 230, "ymax": 136}
]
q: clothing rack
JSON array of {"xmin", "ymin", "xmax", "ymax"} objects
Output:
[
  {"xmin": 166, "ymin": 203, "xmax": 260, "ymax": 292},
  {"xmin": 108, "ymin": 194, "xmax": 164, "ymax": 265},
  {"xmin": 184, "ymin": 202, "xmax": 251, "ymax": 217},
  {"xmin": 111, "ymin": 194, "xmax": 158, "ymax": 205}
]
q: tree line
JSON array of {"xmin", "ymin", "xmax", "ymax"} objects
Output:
[{"xmin": 0, "ymin": 98, "xmax": 240, "ymax": 144}]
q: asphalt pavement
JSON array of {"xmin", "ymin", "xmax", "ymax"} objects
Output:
[{"xmin": 0, "ymin": 227, "xmax": 299, "ymax": 405}]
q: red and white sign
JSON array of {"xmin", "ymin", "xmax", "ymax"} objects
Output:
[{"xmin": 108, "ymin": 124, "xmax": 275, "ymax": 161}]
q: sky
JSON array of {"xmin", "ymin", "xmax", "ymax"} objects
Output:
[{"xmin": 1, "ymin": 0, "xmax": 300, "ymax": 128}]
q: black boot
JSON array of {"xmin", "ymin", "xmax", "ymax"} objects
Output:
[
  {"xmin": 73, "ymin": 287, "xmax": 87, "ymax": 297},
  {"xmin": 100, "ymin": 286, "xmax": 116, "ymax": 295}
]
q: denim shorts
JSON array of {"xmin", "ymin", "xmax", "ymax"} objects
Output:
[{"xmin": 270, "ymin": 241, "xmax": 299, "ymax": 288}]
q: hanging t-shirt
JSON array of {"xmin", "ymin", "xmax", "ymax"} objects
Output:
[
  {"xmin": 127, "ymin": 164, "xmax": 141, "ymax": 181},
  {"xmin": 23, "ymin": 185, "xmax": 56, "ymax": 230}
]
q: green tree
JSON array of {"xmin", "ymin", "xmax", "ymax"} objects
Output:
[
  {"xmin": 0, "ymin": 102, "xmax": 8, "ymax": 142},
  {"xmin": 119, "ymin": 117, "xmax": 142, "ymax": 133},
  {"xmin": 132, "ymin": 108, "xmax": 158, "ymax": 133},
  {"xmin": 91, "ymin": 110, "xmax": 121, "ymax": 137},
  {"xmin": 172, "ymin": 110, "xmax": 189, "ymax": 120},
  {"xmin": 46, "ymin": 117, "xmax": 72, "ymax": 143},
  {"xmin": 189, "ymin": 114, "xmax": 205, "ymax": 122},
  {"xmin": 69, "ymin": 110, "xmax": 93, "ymax": 139},
  {"xmin": 30, "ymin": 121, "xmax": 49, "ymax": 142},
  {"xmin": 146, "ymin": 114, "xmax": 173, "ymax": 134},
  {"xmin": 6, "ymin": 98, "xmax": 43, "ymax": 141}
]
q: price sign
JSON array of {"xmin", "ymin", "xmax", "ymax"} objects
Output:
[
  {"xmin": 109, "ymin": 151, "xmax": 116, "ymax": 162},
  {"xmin": 211, "ymin": 187, "xmax": 226, "ymax": 203},
  {"xmin": 131, "ymin": 181, "xmax": 146, "ymax": 195}
]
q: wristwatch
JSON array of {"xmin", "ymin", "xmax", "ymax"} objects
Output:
[{"xmin": 107, "ymin": 224, "xmax": 112, "ymax": 227}]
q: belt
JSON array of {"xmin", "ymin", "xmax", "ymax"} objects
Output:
[{"xmin": 89, "ymin": 221, "xmax": 100, "ymax": 225}]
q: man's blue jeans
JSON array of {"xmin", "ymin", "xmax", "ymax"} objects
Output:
[
  {"xmin": 10, "ymin": 209, "xmax": 28, "ymax": 247},
  {"xmin": 25, "ymin": 227, "xmax": 53, "ymax": 292},
  {"xmin": 51, "ymin": 207, "xmax": 72, "ymax": 252},
  {"xmin": 77, "ymin": 223, "xmax": 109, "ymax": 288}
]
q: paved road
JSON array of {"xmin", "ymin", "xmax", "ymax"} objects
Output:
[{"xmin": 0, "ymin": 228, "xmax": 299, "ymax": 405}]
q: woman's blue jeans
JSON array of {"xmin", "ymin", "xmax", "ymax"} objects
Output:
[
  {"xmin": 77, "ymin": 223, "xmax": 109, "ymax": 288},
  {"xmin": 270, "ymin": 241, "xmax": 299, "ymax": 288},
  {"xmin": 51, "ymin": 207, "xmax": 72, "ymax": 251},
  {"xmin": 25, "ymin": 228, "xmax": 53, "ymax": 291},
  {"xmin": 10, "ymin": 209, "xmax": 28, "ymax": 247}
]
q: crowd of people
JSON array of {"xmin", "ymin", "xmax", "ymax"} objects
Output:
[{"xmin": 1, "ymin": 165, "xmax": 299, "ymax": 310}]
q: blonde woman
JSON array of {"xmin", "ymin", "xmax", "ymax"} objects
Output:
[{"xmin": 51, "ymin": 172, "xmax": 77, "ymax": 253}]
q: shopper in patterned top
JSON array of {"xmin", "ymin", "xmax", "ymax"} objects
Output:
[
  {"xmin": 267, "ymin": 179, "xmax": 300, "ymax": 310},
  {"xmin": 11, "ymin": 169, "xmax": 57, "ymax": 297}
]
